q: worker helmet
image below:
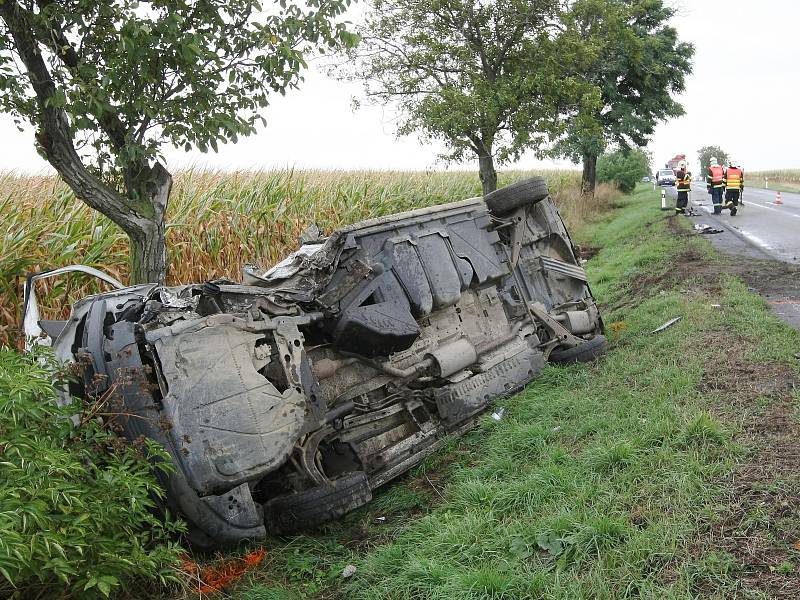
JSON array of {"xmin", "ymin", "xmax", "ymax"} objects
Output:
[
  {"xmin": 710, "ymin": 157, "xmax": 718, "ymax": 166},
  {"xmin": 678, "ymin": 160, "xmax": 687, "ymax": 169},
  {"xmin": 729, "ymin": 159, "xmax": 739, "ymax": 168}
]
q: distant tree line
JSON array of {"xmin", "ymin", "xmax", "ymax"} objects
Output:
[{"xmin": 347, "ymin": 0, "xmax": 694, "ymax": 196}]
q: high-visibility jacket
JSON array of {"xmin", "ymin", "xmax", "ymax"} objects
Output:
[
  {"xmin": 676, "ymin": 170, "xmax": 691, "ymax": 192},
  {"xmin": 707, "ymin": 165, "xmax": 725, "ymax": 188},
  {"xmin": 726, "ymin": 167, "xmax": 744, "ymax": 191}
]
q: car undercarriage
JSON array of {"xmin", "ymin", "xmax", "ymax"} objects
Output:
[{"xmin": 24, "ymin": 177, "xmax": 606, "ymax": 548}]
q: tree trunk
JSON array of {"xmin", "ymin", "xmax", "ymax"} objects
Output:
[
  {"xmin": 130, "ymin": 222, "xmax": 167, "ymax": 285},
  {"xmin": 478, "ymin": 152, "xmax": 498, "ymax": 196},
  {"xmin": 582, "ymin": 152, "xmax": 597, "ymax": 197},
  {"xmin": 125, "ymin": 163, "xmax": 172, "ymax": 284},
  {"xmin": 1, "ymin": 2, "xmax": 171, "ymax": 285}
]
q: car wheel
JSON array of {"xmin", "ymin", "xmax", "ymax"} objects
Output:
[
  {"xmin": 549, "ymin": 335, "xmax": 608, "ymax": 364},
  {"xmin": 484, "ymin": 177, "xmax": 549, "ymax": 216},
  {"xmin": 265, "ymin": 472, "xmax": 372, "ymax": 534}
]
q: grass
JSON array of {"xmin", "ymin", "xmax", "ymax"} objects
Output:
[
  {"xmin": 169, "ymin": 185, "xmax": 800, "ymax": 600},
  {"xmin": 0, "ymin": 168, "xmax": 611, "ymax": 346}
]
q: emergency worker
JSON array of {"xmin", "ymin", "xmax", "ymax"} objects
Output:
[
  {"xmin": 675, "ymin": 160, "xmax": 692, "ymax": 215},
  {"xmin": 724, "ymin": 160, "xmax": 744, "ymax": 216},
  {"xmin": 706, "ymin": 157, "xmax": 725, "ymax": 214}
]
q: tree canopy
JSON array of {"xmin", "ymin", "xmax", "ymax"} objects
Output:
[
  {"xmin": 0, "ymin": 0, "xmax": 356, "ymax": 283},
  {"xmin": 345, "ymin": 0, "xmax": 599, "ymax": 195},
  {"xmin": 552, "ymin": 0, "xmax": 693, "ymax": 194},
  {"xmin": 697, "ymin": 145, "xmax": 729, "ymax": 174}
]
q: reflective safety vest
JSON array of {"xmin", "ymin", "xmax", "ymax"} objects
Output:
[
  {"xmin": 726, "ymin": 167, "xmax": 743, "ymax": 190},
  {"xmin": 708, "ymin": 165, "xmax": 725, "ymax": 188},
  {"xmin": 676, "ymin": 170, "xmax": 691, "ymax": 192}
]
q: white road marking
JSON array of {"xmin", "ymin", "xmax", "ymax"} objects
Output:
[
  {"xmin": 688, "ymin": 187, "xmax": 800, "ymax": 218},
  {"xmin": 736, "ymin": 229, "xmax": 776, "ymax": 251},
  {"xmin": 689, "ymin": 200, "xmax": 778, "ymax": 254},
  {"xmin": 735, "ymin": 201, "xmax": 800, "ymax": 217}
]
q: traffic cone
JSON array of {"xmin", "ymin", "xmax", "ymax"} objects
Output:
[{"xmin": 776, "ymin": 191, "xmax": 783, "ymax": 205}]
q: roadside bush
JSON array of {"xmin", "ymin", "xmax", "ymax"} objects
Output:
[
  {"xmin": 0, "ymin": 349, "xmax": 183, "ymax": 599},
  {"xmin": 597, "ymin": 149, "xmax": 650, "ymax": 193}
]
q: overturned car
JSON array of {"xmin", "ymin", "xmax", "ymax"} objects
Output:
[{"xmin": 24, "ymin": 177, "xmax": 605, "ymax": 548}]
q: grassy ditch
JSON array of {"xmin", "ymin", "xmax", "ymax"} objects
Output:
[{"xmin": 187, "ymin": 185, "xmax": 800, "ymax": 600}]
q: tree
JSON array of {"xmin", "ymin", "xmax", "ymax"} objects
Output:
[
  {"xmin": 0, "ymin": 0, "xmax": 356, "ymax": 283},
  {"xmin": 697, "ymin": 145, "xmax": 729, "ymax": 175},
  {"xmin": 597, "ymin": 147, "xmax": 649, "ymax": 193},
  {"xmin": 345, "ymin": 0, "xmax": 598, "ymax": 195},
  {"xmin": 553, "ymin": 0, "xmax": 694, "ymax": 196}
]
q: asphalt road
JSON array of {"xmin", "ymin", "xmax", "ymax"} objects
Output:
[
  {"xmin": 666, "ymin": 182, "xmax": 800, "ymax": 264},
  {"xmin": 663, "ymin": 182, "xmax": 800, "ymax": 330}
]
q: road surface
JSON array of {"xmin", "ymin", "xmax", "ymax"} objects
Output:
[
  {"xmin": 664, "ymin": 183, "xmax": 800, "ymax": 329},
  {"xmin": 666, "ymin": 183, "xmax": 800, "ymax": 264}
]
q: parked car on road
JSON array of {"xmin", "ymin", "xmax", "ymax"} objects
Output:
[
  {"xmin": 23, "ymin": 177, "xmax": 606, "ymax": 549},
  {"xmin": 656, "ymin": 169, "xmax": 676, "ymax": 186}
]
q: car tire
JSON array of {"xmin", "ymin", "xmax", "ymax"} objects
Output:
[
  {"xmin": 265, "ymin": 472, "xmax": 372, "ymax": 534},
  {"xmin": 549, "ymin": 335, "xmax": 608, "ymax": 364},
  {"xmin": 484, "ymin": 177, "xmax": 549, "ymax": 216}
]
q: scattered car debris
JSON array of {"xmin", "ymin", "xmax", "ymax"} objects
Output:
[
  {"xmin": 652, "ymin": 316, "xmax": 683, "ymax": 334},
  {"xmin": 694, "ymin": 223, "xmax": 724, "ymax": 235},
  {"xmin": 711, "ymin": 304, "xmax": 722, "ymax": 310},
  {"xmin": 491, "ymin": 407, "xmax": 507, "ymax": 421},
  {"xmin": 342, "ymin": 565, "xmax": 357, "ymax": 578},
  {"xmin": 23, "ymin": 177, "xmax": 607, "ymax": 549},
  {"xmin": 180, "ymin": 548, "xmax": 266, "ymax": 593}
]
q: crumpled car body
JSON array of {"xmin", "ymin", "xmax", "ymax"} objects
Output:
[{"xmin": 24, "ymin": 178, "xmax": 606, "ymax": 548}]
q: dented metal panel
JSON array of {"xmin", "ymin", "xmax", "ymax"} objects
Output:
[{"xmin": 32, "ymin": 177, "xmax": 605, "ymax": 549}]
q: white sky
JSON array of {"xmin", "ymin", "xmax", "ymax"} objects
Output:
[{"xmin": 1, "ymin": 0, "xmax": 798, "ymax": 174}]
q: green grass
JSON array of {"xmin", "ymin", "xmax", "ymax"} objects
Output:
[{"xmin": 178, "ymin": 185, "xmax": 800, "ymax": 600}]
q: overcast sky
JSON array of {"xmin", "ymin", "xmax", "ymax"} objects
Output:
[{"xmin": 1, "ymin": 0, "xmax": 798, "ymax": 174}]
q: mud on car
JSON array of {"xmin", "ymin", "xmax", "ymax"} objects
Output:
[{"xmin": 24, "ymin": 177, "xmax": 606, "ymax": 549}]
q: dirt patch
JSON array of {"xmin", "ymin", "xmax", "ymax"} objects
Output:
[
  {"xmin": 703, "ymin": 339, "xmax": 800, "ymax": 598},
  {"xmin": 667, "ymin": 215, "xmax": 800, "ymax": 304},
  {"xmin": 576, "ymin": 244, "xmax": 600, "ymax": 262},
  {"xmin": 608, "ymin": 245, "xmax": 716, "ymax": 313},
  {"xmin": 610, "ymin": 216, "xmax": 800, "ymax": 320},
  {"xmin": 676, "ymin": 260, "xmax": 800, "ymax": 596},
  {"xmin": 699, "ymin": 334, "xmax": 797, "ymax": 402}
]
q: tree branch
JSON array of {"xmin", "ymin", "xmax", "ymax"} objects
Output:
[{"xmin": 0, "ymin": 0, "xmax": 151, "ymax": 236}]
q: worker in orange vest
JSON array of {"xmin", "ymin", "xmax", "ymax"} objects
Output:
[
  {"xmin": 675, "ymin": 160, "xmax": 691, "ymax": 215},
  {"xmin": 724, "ymin": 160, "xmax": 744, "ymax": 216},
  {"xmin": 706, "ymin": 157, "xmax": 726, "ymax": 214}
]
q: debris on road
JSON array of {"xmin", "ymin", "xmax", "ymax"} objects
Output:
[
  {"xmin": 694, "ymin": 223, "xmax": 724, "ymax": 235},
  {"xmin": 652, "ymin": 317, "xmax": 683, "ymax": 334}
]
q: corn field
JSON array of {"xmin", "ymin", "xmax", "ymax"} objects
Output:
[
  {"xmin": 745, "ymin": 169, "xmax": 800, "ymax": 182},
  {"xmin": 1, "ymin": 168, "xmax": 609, "ymax": 346}
]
